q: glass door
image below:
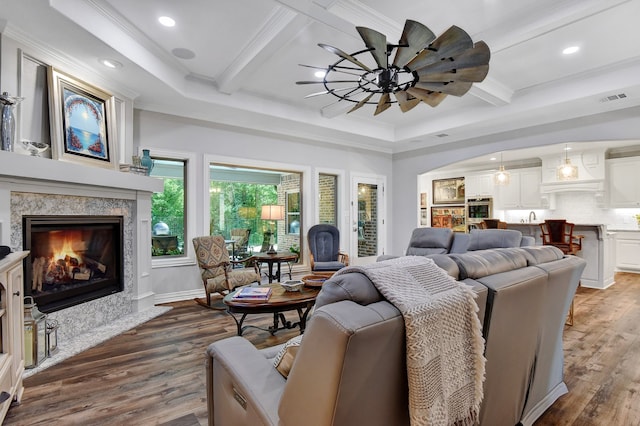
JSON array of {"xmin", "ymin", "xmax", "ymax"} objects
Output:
[{"xmin": 351, "ymin": 176, "xmax": 385, "ymax": 262}]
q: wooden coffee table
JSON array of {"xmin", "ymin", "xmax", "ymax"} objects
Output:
[{"xmin": 223, "ymin": 283, "xmax": 319, "ymax": 336}]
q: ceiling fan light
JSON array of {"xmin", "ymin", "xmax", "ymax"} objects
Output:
[{"xmin": 298, "ymin": 19, "xmax": 490, "ymax": 116}]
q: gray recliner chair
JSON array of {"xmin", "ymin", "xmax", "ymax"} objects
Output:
[{"xmin": 307, "ymin": 224, "xmax": 349, "ymax": 275}]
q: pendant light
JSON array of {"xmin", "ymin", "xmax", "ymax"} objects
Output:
[
  {"xmin": 494, "ymin": 153, "xmax": 510, "ymax": 186},
  {"xmin": 557, "ymin": 144, "xmax": 578, "ymax": 181}
]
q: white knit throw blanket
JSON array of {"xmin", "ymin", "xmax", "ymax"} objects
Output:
[{"xmin": 334, "ymin": 256, "xmax": 486, "ymax": 426}]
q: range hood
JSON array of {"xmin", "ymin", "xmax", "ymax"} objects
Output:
[{"xmin": 539, "ymin": 179, "xmax": 605, "ymax": 194}]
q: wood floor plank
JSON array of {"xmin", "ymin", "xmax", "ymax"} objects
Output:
[{"xmin": 4, "ymin": 273, "xmax": 640, "ymax": 425}]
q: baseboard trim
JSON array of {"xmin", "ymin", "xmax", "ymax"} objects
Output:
[
  {"xmin": 520, "ymin": 381, "xmax": 568, "ymax": 426},
  {"xmin": 154, "ymin": 289, "xmax": 204, "ymax": 305}
]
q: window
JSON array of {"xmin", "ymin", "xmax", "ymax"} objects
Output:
[
  {"xmin": 209, "ymin": 164, "xmax": 301, "ymax": 256},
  {"xmin": 150, "ymin": 158, "xmax": 186, "ymax": 257}
]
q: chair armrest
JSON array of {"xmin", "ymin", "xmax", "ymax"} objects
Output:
[
  {"xmin": 572, "ymin": 234, "xmax": 584, "ymax": 250},
  {"xmin": 206, "ymin": 336, "xmax": 285, "ymax": 426},
  {"xmin": 309, "ymin": 252, "xmax": 316, "ymax": 270},
  {"xmin": 338, "ymin": 251, "xmax": 349, "ymax": 266}
]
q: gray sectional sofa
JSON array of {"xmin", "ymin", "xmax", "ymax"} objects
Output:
[
  {"xmin": 205, "ymin": 233, "xmax": 586, "ymax": 426},
  {"xmin": 380, "ymin": 227, "xmax": 536, "ymax": 260}
]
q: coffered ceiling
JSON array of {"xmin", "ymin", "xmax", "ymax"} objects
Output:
[{"xmin": 1, "ymin": 0, "xmax": 639, "ymax": 155}]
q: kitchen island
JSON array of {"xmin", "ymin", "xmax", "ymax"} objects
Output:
[
  {"xmin": 609, "ymin": 229, "xmax": 640, "ymax": 272},
  {"xmin": 506, "ymin": 222, "xmax": 615, "ymax": 289}
]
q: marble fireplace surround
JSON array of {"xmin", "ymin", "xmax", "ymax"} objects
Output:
[{"xmin": 0, "ymin": 151, "xmax": 163, "ymax": 342}]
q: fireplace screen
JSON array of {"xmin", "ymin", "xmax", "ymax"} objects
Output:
[{"xmin": 23, "ymin": 216, "xmax": 124, "ymax": 313}]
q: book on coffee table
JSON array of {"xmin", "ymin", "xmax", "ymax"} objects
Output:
[{"xmin": 232, "ymin": 286, "xmax": 272, "ymax": 300}]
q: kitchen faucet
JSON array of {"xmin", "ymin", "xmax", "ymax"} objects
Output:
[{"xmin": 528, "ymin": 211, "xmax": 537, "ymax": 223}]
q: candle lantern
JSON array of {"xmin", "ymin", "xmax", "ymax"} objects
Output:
[
  {"xmin": 46, "ymin": 319, "xmax": 59, "ymax": 357},
  {"xmin": 24, "ymin": 296, "xmax": 47, "ymax": 369}
]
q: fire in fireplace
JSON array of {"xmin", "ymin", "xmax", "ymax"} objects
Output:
[{"xmin": 22, "ymin": 215, "xmax": 124, "ymax": 313}]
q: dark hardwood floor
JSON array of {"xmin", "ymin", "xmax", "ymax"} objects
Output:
[{"xmin": 5, "ymin": 273, "xmax": 640, "ymax": 425}]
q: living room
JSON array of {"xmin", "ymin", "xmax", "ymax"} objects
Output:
[{"xmin": 1, "ymin": 0, "xmax": 640, "ymax": 424}]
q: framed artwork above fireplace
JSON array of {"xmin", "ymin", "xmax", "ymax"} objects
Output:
[{"xmin": 47, "ymin": 67, "xmax": 118, "ymax": 169}]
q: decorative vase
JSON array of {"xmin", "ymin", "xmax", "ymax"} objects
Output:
[
  {"xmin": 0, "ymin": 92, "xmax": 24, "ymax": 152},
  {"xmin": 140, "ymin": 149, "xmax": 154, "ymax": 175}
]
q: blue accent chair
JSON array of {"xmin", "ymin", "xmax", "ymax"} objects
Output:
[{"xmin": 307, "ymin": 224, "xmax": 349, "ymax": 276}]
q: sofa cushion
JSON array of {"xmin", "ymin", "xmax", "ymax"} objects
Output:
[
  {"xmin": 405, "ymin": 227, "xmax": 453, "ymax": 255},
  {"xmin": 428, "ymin": 254, "xmax": 460, "ymax": 278},
  {"xmin": 273, "ymin": 334, "xmax": 303, "ymax": 378},
  {"xmin": 313, "ymin": 260, "xmax": 347, "ymax": 271},
  {"xmin": 519, "ymin": 245, "xmax": 564, "ymax": 265},
  {"xmin": 468, "ymin": 229, "xmax": 523, "ymax": 251},
  {"xmin": 448, "ymin": 248, "xmax": 529, "ymax": 280},
  {"xmin": 315, "ymin": 271, "xmax": 384, "ymax": 309}
]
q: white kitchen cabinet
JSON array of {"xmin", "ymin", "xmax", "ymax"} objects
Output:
[
  {"xmin": 608, "ymin": 157, "xmax": 640, "ymax": 207},
  {"xmin": 615, "ymin": 231, "xmax": 640, "ymax": 271},
  {"xmin": 497, "ymin": 167, "xmax": 542, "ymax": 209},
  {"xmin": 0, "ymin": 251, "xmax": 28, "ymax": 422},
  {"xmin": 464, "ymin": 172, "xmax": 494, "ymax": 198}
]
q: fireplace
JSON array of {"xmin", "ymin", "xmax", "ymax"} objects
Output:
[{"xmin": 22, "ymin": 215, "xmax": 124, "ymax": 313}]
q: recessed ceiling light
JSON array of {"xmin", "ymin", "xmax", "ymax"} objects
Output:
[
  {"xmin": 562, "ymin": 46, "xmax": 579, "ymax": 55},
  {"xmin": 158, "ymin": 16, "xmax": 176, "ymax": 27},
  {"xmin": 314, "ymin": 71, "xmax": 326, "ymax": 78},
  {"xmin": 490, "ymin": 157, "xmax": 497, "ymax": 161},
  {"xmin": 99, "ymin": 58, "xmax": 122, "ymax": 69}
]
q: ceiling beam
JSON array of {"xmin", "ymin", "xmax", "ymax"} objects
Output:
[{"xmin": 215, "ymin": 6, "xmax": 308, "ymax": 94}]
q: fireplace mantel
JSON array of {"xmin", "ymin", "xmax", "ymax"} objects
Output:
[
  {"xmin": 0, "ymin": 150, "xmax": 164, "ymax": 341},
  {"xmin": 0, "ymin": 150, "xmax": 163, "ymax": 194}
]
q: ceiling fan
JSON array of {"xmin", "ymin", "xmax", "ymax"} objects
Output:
[{"xmin": 296, "ymin": 19, "xmax": 490, "ymax": 115}]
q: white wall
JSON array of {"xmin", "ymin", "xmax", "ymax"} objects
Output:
[{"xmin": 134, "ymin": 110, "xmax": 392, "ymax": 302}]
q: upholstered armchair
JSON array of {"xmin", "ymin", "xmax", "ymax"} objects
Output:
[
  {"xmin": 229, "ymin": 228, "xmax": 251, "ymax": 259},
  {"xmin": 307, "ymin": 224, "xmax": 349, "ymax": 276},
  {"xmin": 192, "ymin": 235, "xmax": 260, "ymax": 306}
]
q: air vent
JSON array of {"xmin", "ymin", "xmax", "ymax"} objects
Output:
[
  {"xmin": 435, "ymin": 133, "xmax": 449, "ymax": 138},
  {"xmin": 599, "ymin": 93, "xmax": 627, "ymax": 103}
]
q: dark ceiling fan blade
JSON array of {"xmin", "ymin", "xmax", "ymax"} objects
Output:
[
  {"xmin": 374, "ymin": 93, "xmax": 392, "ymax": 115},
  {"xmin": 413, "ymin": 41, "xmax": 490, "ymax": 78},
  {"xmin": 296, "ymin": 80, "xmax": 359, "ymax": 84},
  {"xmin": 347, "ymin": 93, "xmax": 374, "ymax": 113},
  {"xmin": 318, "ymin": 43, "xmax": 373, "ymax": 72},
  {"xmin": 356, "ymin": 26, "xmax": 388, "ymax": 69},
  {"xmin": 304, "ymin": 86, "xmax": 361, "ymax": 98},
  {"xmin": 298, "ymin": 64, "xmax": 328, "ymax": 71},
  {"xmin": 394, "ymin": 91, "xmax": 421, "ymax": 113},
  {"xmin": 406, "ymin": 25, "xmax": 474, "ymax": 71},
  {"xmin": 417, "ymin": 65, "xmax": 489, "ymax": 83},
  {"xmin": 414, "ymin": 81, "xmax": 473, "ymax": 96},
  {"xmin": 392, "ymin": 20, "xmax": 436, "ymax": 68},
  {"xmin": 406, "ymin": 87, "xmax": 448, "ymax": 107}
]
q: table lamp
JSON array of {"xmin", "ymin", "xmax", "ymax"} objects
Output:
[{"xmin": 261, "ymin": 205, "xmax": 285, "ymax": 254}]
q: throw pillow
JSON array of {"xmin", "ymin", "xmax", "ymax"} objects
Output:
[{"xmin": 273, "ymin": 334, "xmax": 303, "ymax": 378}]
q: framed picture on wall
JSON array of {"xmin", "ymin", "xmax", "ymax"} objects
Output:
[
  {"xmin": 420, "ymin": 208, "xmax": 428, "ymax": 226},
  {"xmin": 420, "ymin": 192, "xmax": 427, "ymax": 208},
  {"xmin": 48, "ymin": 67, "xmax": 118, "ymax": 169},
  {"xmin": 432, "ymin": 177, "xmax": 465, "ymax": 204}
]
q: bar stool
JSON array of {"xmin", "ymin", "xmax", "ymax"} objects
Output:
[{"xmin": 540, "ymin": 219, "xmax": 584, "ymax": 325}]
